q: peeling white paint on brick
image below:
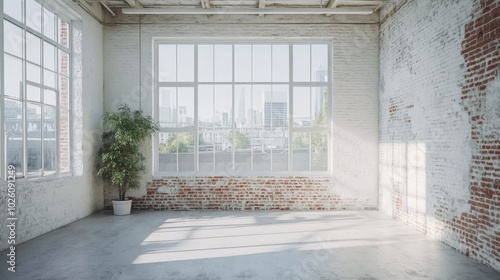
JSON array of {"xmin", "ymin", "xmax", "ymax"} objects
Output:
[{"xmin": 380, "ymin": 0, "xmax": 500, "ymax": 271}]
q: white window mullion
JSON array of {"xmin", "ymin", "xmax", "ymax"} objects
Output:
[
  {"xmin": 22, "ymin": 23, "xmax": 27, "ymax": 178},
  {"xmin": 212, "ymin": 45, "xmax": 216, "ymax": 172},
  {"xmin": 0, "ymin": 2, "xmax": 5, "ymax": 180},
  {"xmin": 328, "ymin": 42, "xmax": 333, "ymax": 174},
  {"xmin": 270, "ymin": 89, "xmax": 273, "ymax": 172},
  {"xmin": 250, "ymin": 46, "xmax": 254, "ymax": 172},
  {"xmin": 175, "ymin": 87, "xmax": 179, "ymax": 172},
  {"xmin": 231, "ymin": 44, "xmax": 235, "ymax": 173},
  {"xmin": 250, "ymin": 84, "xmax": 254, "ymax": 172},
  {"xmin": 41, "ymin": 106, "xmax": 45, "ymax": 175},
  {"xmin": 212, "ymin": 84, "xmax": 215, "ymax": 172},
  {"xmin": 153, "ymin": 42, "xmax": 159, "ymax": 175},
  {"xmin": 288, "ymin": 43, "xmax": 293, "ymax": 173},
  {"xmin": 194, "ymin": 44, "xmax": 199, "ymax": 172}
]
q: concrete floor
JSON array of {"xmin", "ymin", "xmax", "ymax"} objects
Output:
[{"xmin": 1, "ymin": 211, "xmax": 499, "ymax": 280}]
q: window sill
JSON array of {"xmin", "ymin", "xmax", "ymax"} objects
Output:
[{"xmin": 0, "ymin": 172, "xmax": 74, "ymax": 187}]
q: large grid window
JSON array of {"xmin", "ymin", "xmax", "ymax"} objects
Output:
[
  {"xmin": 2, "ymin": 0, "xmax": 72, "ymax": 179},
  {"xmin": 155, "ymin": 41, "xmax": 331, "ymax": 175}
]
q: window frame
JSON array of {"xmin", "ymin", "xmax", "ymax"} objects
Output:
[
  {"xmin": 1, "ymin": 0, "xmax": 73, "ymax": 180},
  {"xmin": 153, "ymin": 38, "xmax": 333, "ymax": 176}
]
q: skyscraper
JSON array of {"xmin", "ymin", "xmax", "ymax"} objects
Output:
[{"xmin": 263, "ymin": 91, "xmax": 287, "ymax": 129}]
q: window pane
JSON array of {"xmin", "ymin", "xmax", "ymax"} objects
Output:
[
  {"xmin": 58, "ymin": 18, "xmax": 69, "ymax": 48},
  {"xmin": 27, "ymin": 84, "xmax": 41, "ymax": 102},
  {"xmin": 4, "ymin": 55, "xmax": 23, "ymax": 98},
  {"xmin": 235, "ymin": 85, "xmax": 251, "ymax": 128},
  {"xmin": 177, "ymin": 45, "xmax": 194, "ymax": 82},
  {"xmin": 43, "ymin": 106, "xmax": 57, "ymax": 174},
  {"xmin": 59, "ymin": 109, "xmax": 70, "ymax": 173},
  {"xmin": 44, "ymin": 89, "xmax": 57, "ymax": 106},
  {"xmin": 272, "ymin": 142, "xmax": 288, "ymax": 172},
  {"xmin": 43, "ymin": 8, "xmax": 56, "ymax": 41},
  {"xmin": 311, "ymin": 132, "xmax": 328, "ymax": 171},
  {"xmin": 198, "ymin": 85, "xmax": 214, "ymax": 127},
  {"xmin": 252, "ymin": 85, "xmax": 271, "ymax": 128},
  {"xmin": 198, "ymin": 85, "xmax": 215, "ymax": 172},
  {"xmin": 159, "ymin": 87, "xmax": 176, "ymax": 128},
  {"xmin": 234, "ymin": 45, "xmax": 251, "ymax": 82},
  {"xmin": 198, "ymin": 45, "xmax": 213, "ymax": 82},
  {"xmin": 178, "ymin": 132, "xmax": 195, "ymax": 172},
  {"xmin": 272, "ymin": 45, "xmax": 289, "ymax": 82},
  {"xmin": 293, "ymin": 87, "xmax": 310, "ymax": 127},
  {"xmin": 312, "ymin": 45, "xmax": 328, "ymax": 82},
  {"xmin": 251, "ymin": 85, "xmax": 271, "ymax": 172},
  {"xmin": 253, "ymin": 134, "xmax": 271, "ymax": 173},
  {"xmin": 26, "ymin": 0, "xmax": 42, "ymax": 33},
  {"xmin": 158, "ymin": 45, "xmax": 176, "ymax": 82},
  {"xmin": 59, "ymin": 50, "xmax": 69, "ymax": 76},
  {"xmin": 44, "ymin": 69, "xmax": 57, "ymax": 88},
  {"xmin": 312, "ymin": 86, "xmax": 328, "ymax": 127},
  {"xmin": 159, "ymin": 132, "xmax": 177, "ymax": 172},
  {"xmin": 293, "ymin": 87, "xmax": 327, "ymax": 128},
  {"xmin": 4, "ymin": 0, "xmax": 23, "ymax": 22},
  {"xmin": 265, "ymin": 88, "xmax": 288, "ymax": 129},
  {"xmin": 214, "ymin": 45, "xmax": 232, "ymax": 82},
  {"xmin": 27, "ymin": 62, "xmax": 41, "ymax": 83},
  {"xmin": 4, "ymin": 20, "xmax": 23, "ymax": 58},
  {"xmin": 177, "ymin": 87, "xmax": 194, "ymax": 127},
  {"xmin": 158, "ymin": 132, "xmax": 195, "ymax": 172},
  {"xmin": 27, "ymin": 103, "xmax": 42, "ymax": 176},
  {"xmin": 158, "ymin": 87, "xmax": 194, "ymax": 128},
  {"xmin": 214, "ymin": 85, "xmax": 232, "ymax": 127},
  {"xmin": 271, "ymin": 85, "xmax": 289, "ymax": 171},
  {"xmin": 236, "ymin": 86, "xmax": 254, "ymax": 173},
  {"xmin": 44, "ymin": 42, "xmax": 56, "ymax": 71},
  {"xmin": 293, "ymin": 45, "xmax": 310, "ymax": 82},
  {"xmin": 199, "ymin": 128, "xmax": 214, "ymax": 172},
  {"xmin": 234, "ymin": 129, "xmax": 252, "ymax": 173},
  {"xmin": 5, "ymin": 99, "xmax": 24, "ymax": 176},
  {"xmin": 252, "ymin": 45, "xmax": 271, "ymax": 82},
  {"xmin": 215, "ymin": 129, "xmax": 232, "ymax": 172},
  {"xmin": 293, "ymin": 133, "xmax": 310, "ymax": 171},
  {"xmin": 27, "ymin": 32, "xmax": 41, "ymax": 64}
]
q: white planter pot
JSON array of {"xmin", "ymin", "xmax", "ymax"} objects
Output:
[{"xmin": 112, "ymin": 200, "xmax": 132, "ymax": 216}]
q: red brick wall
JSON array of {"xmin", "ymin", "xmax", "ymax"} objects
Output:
[
  {"xmin": 453, "ymin": 0, "xmax": 500, "ymax": 265},
  {"xmin": 380, "ymin": 0, "xmax": 500, "ymax": 271},
  {"xmin": 132, "ymin": 177, "xmax": 375, "ymax": 211}
]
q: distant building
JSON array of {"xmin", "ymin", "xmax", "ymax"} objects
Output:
[
  {"xmin": 263, "ymin": 91, "xmax": 287, "ymax": 129},
  {"xmin": 222, "ymin": 112, "xmax": 229, "ymax": 127}
]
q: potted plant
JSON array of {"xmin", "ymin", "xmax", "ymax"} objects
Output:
[{"xmin": 97, "ymin": 104, "xmax": 159, "ymax": 215}]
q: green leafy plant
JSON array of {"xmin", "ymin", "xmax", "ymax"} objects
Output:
[{"xmin": 97, "ymin": 104, "xmax": 159, "ymax": 201}]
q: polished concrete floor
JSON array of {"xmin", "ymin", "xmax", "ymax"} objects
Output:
[{"xmin": 1, "ymin": 211, "xmax": 499, "ymax": 280}]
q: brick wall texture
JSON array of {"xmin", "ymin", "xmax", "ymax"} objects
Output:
[
  {"xmin": 133, "ymin": 177, "xmax": 375, "ymax": 211},
  {"xmin": 380, "ymin": 0, "xmax": 500, "ymax": 271}
]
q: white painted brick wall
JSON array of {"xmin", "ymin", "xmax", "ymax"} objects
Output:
[
  {"xmin": 380, "ymin": 0, "xmax": 500, "ymax": 271},
  {"xmin": 103, "ymin": 18, "xmax": 379, "ymax": 209},
  {"xmin": 0, "ymin": 0, "xmax": 104, "ymax": 251}
]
